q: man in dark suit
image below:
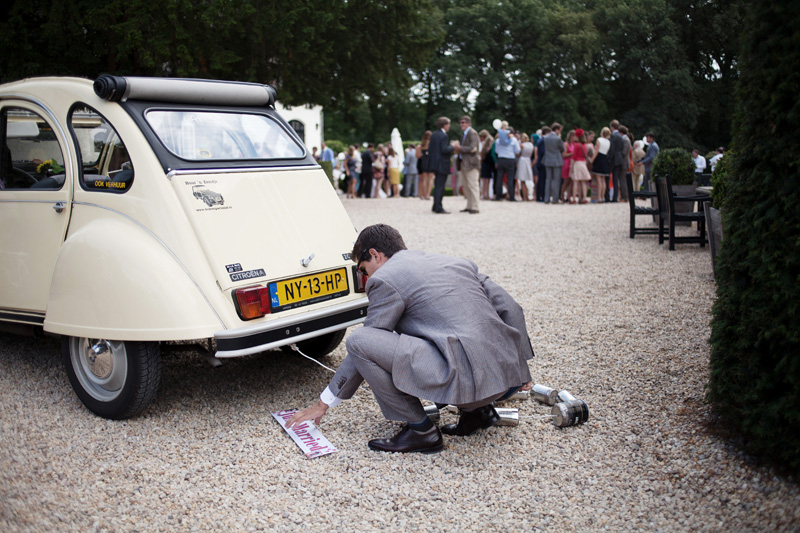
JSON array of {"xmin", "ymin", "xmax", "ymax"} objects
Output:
[
  {"xmin": 609, "ymin": 119, "xmax": 624, "ymax": 202},
  {"xmin": 428, "ymin": 117, "xmax": 455, "ymax": 214},
  {"xmin": 359, "ymin": 143, "xmax": 373, "ymax": 198},
  {"xmin": 288, "ymin": 224, "xmax": 534, "ymax": 453},
  {"xmin": 543, "ymin": 123, "xmax": 565, "ymax": 203}
]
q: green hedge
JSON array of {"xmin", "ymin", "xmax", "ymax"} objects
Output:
[
  {"xmin": 323, "ymin": 140, "xmax": 348, "ymax": 155},
  {"xmin": 318, "ymin": 161, "xmax": 334, "ymax": 188},
  {"xmin": 708, "ymin": 3, "xmax": 800, "ymax": 471},
  {"xmin": 652, "ymin": 147, "xmax": 695, "ymax": 185},
  {"xmin": 710, "ymin": 151, "xmax": 732, "ymax": 210}
]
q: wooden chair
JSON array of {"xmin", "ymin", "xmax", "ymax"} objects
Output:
[
  {"xmin": 697, "ymin": 172, "xmax": 712, "ymax": 187},
  {"xmin": 626, "ymin": 173, "xmax": 659, "ymax": 238},
  {"xmin": 655, "ymin": 175, "xmax": 710, "ymax": 250}
]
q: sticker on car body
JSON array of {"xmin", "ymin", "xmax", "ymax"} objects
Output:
[
  {"xmin": 184, "ymin": 179, "xmax": 230, "ymax": 211},
  {"xmin": 230, "ymin": 268, "xmax": 266, "ymax": 282}
]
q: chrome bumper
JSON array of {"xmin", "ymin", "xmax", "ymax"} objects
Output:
[{"xmin": 213, "ymin": 297, "xmax": 368, "ymax": 357}]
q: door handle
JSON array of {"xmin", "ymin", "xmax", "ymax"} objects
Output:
[{"xmin": 53, "ymin": 201, "xmax": 66, "ymax": 213}]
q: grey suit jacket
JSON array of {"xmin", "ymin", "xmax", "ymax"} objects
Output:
[
  {"xmin": 610, "ymin": 130, "xmax": 624, "ymax": 166},
  {"xmin": 641, "ymin": 141, "xmax": 659, "ymax": 168},
  {"xmin": 542, "ymin": 132, "xmax": 564, "ymax": 167},
  {"xmin": 329, "ymin": 250, "xmax": 533, "ymax": 405},
  {"xmin": 621, "ymin": 135, "xmax": 631, "ymax": 164},
  {"xmin": 458, "ymin": 127, "xmax": 480, "ymax": 171}
]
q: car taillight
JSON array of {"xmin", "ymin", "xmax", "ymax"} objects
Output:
[
  {"xmin": 352, "ymin": 265, "xmax": 367, "ymax": 293},
  {"xmin": 233, "ymin": 285, "xmax": 271, "ymax": 320}
]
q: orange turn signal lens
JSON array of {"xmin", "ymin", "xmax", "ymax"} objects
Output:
[{"xmin": 234, "ymin": 285, "xmax": 271, "ymax": 320}]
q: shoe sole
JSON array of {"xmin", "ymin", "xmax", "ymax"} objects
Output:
[{"xmin": 367, "ymin": 443, "xmax": 444, "ymax": 454}]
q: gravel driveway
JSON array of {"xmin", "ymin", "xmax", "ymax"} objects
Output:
[{"xmin": 2, "ymin": 196, "xmax": 799, "ymax": 531}]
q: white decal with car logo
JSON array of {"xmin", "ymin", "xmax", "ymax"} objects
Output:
[{"xmin": 185, "ymin": 180, "xmax": 228, "ymax": 210}]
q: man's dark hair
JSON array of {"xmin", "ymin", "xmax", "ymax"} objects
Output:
[
  {"xmin": 551, "ymin": 122, "xmax": 562, "ymax": 132},
  {"xmin": 435, "ymin": 116, "xmax": 451, "ymax": 129},
  {"xmin": 352, "ymin": 224, "xmax": 407, "ymax": 262},
  {"xmin": 541, "ymin": 126, "xmax": 552, "ymax": 135},
  {"xmin": 645, "ymin": 132, "xmax": 655, "ymax": 139}
]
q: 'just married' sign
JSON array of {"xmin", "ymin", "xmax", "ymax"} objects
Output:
[{"xmin": 272, "ymin": 409, "xmax": 338, "ymax": 459}]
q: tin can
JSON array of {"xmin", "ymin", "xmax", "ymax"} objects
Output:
[
  {"xmin": 557, "ymin": 390, "xmax": 577, "ymax": 403},
  {"xmin": 504, "ymin": 389, "xmax": 531, "ymax": 401},
  {"xmin": 532, "ymin": 384, "xmax": 560, "ymax": 406},
  {"xmin": 424, "ymin": 404, "xmax": 440, "ymax": 423},
  {"xmin": 551, "ymin": 399, "xmax": 590, "ymax": 428},
  {"xmin": 494, "ymin": 407, "xmax": 520, "ymax": 426}
]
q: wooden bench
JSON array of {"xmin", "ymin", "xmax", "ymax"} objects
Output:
[
  {"xmin": 655, "ymin": 175, "xmax": 710, "ymax": 250},
  {"xmin": 626, "ymin": 173, "xmax": 659, "ymax": 238}
]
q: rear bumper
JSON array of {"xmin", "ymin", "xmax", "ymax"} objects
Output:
[{"xmin": 214, "ymin": 297, "xmax": 368, "ymax": 357}]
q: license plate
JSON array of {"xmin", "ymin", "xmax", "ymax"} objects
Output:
[{"xmin": 268, "ymin": 268, "xmax": 349, "ymax": 312}]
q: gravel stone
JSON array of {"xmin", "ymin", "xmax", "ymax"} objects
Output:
[{"xmin": 2, "ymin": 197, "xmax": 799, "ymax": 531}]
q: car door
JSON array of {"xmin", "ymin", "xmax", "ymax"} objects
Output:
[{"xmin": 0, "ymin": 102, "xmax": 72, "ymax": 322}]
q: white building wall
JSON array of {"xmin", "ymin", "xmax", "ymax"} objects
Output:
[{"xmin": 274, "ymin": 102, "xmax": 323, "ymax": 154}]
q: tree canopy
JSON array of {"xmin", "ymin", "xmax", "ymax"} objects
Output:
[{"xmin": 0, "ymin": 0, "xmax": 742, "ymax": 150}]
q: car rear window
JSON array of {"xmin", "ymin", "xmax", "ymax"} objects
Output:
[
  {"xmin": 144, "ymin": 110, "xmax": 305, "ymax": 161},
  {"xmin": 69, "ymin": 105, "xmax": 134, "ymax": 193}
]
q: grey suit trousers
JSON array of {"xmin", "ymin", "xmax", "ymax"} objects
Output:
[
  {"xmin": 545, "ymin": 166, "xmax": 561, "ymax": 203},
  {"xmin": 344, "ymin": 327, "xmax": 505, "ymax": 422}
]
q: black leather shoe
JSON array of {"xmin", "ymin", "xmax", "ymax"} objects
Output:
[
  {"xmin": 460, "ymin": 208, "xmax": 471, "ymax": 212},
  {"xmin": 368, "ymin": 425, "xmax": 444, "ymax": 453},
  {"xmin": 441, "ymin": 405, "xmax": 500, "ymax": 436},
  {"xmin": 433, "ymin": 209, "xmax": 451, "ymax": 214}
]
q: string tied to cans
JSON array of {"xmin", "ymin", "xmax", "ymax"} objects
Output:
[
  {"xmin": 289, "ymin": 344, "xmax": 589, "ymax": 430},
  {"xmin": 423, "ymin": 384, "xmax": 589, "ymax": 429}
]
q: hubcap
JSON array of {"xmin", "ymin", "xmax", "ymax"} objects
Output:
[
  {"xmin": 69, "ymin": 338, "xmax": 128, "ymax": 402},
  {"xmin": 86, "ymin": 339, "xmax": 113, "ymax": 379}
]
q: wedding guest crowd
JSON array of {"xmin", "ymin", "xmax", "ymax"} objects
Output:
[{"xmin": 326, "ymin": 118, "xmax": 719, "ymax": 210}]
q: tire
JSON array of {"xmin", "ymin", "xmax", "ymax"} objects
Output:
[
  {"xmin": 280, "ymin": 329, "xmax": 346, "ymax": 359},
  {"xmin": 62, "ymin": 337, "xmax": 161, "ymax": 419}
]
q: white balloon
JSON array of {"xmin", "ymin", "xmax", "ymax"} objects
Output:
[{"xmin": 492, "ymin": 119, "xmax": 502, "ymax": 130}]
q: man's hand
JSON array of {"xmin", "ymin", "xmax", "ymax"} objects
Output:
[{"xmin": 285, "ymin": 400, "xmax": 329, "ymax": 430}]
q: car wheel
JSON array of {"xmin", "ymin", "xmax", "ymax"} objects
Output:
[
  {"xmin": 280, "ymin": 329, "xmax": 346, "ymax": 359},
  {"xmin": 62, "ymin": 337, "xmax": 161, "ymax": 419}
]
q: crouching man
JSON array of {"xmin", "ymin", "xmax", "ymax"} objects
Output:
[{"xmin": 287, "ymin": 224, "xmax": 533, "ymax": 453}]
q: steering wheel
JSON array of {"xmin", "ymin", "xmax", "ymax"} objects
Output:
[{"xmin": 9, "ymin": 167, "xmax": 39, "ymax": 188}]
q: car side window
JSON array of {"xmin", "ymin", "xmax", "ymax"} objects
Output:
[
  {"xmin": 0, "ymin": 107, "xmax": 66, "ymax": 190},
  {"xmin": 69, "ymin": 104, "xmax": 134, "ymax": 193}
]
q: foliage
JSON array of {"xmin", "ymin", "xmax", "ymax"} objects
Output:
[
  {"xmin": 0, "ymin": 0, "xmax": 744, "ymax": 153},
  {"xmin": 710, "ymin": 152, "xmax": 732, "ymax": 210},
  {"xmin": 0, "ymin": 0, "xmax": 444, "ymax": 109},
  {"xmin": 323, "ymin": 140, "xmax": 348, "ymax": 155},
  {"xmin": 318, "ymin": 161, "xmax": 334, "ymax": 187},
  {"xmin": 652, "ymin": 147, "xmax": 695, "ymax": 185},
  {"xmin": 408, "ymin": 0, "xmax": 743, "ymax": 150},
  {"xmin": 708, "ymin": 2, "xmax": 800, "ymax": 471}
]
